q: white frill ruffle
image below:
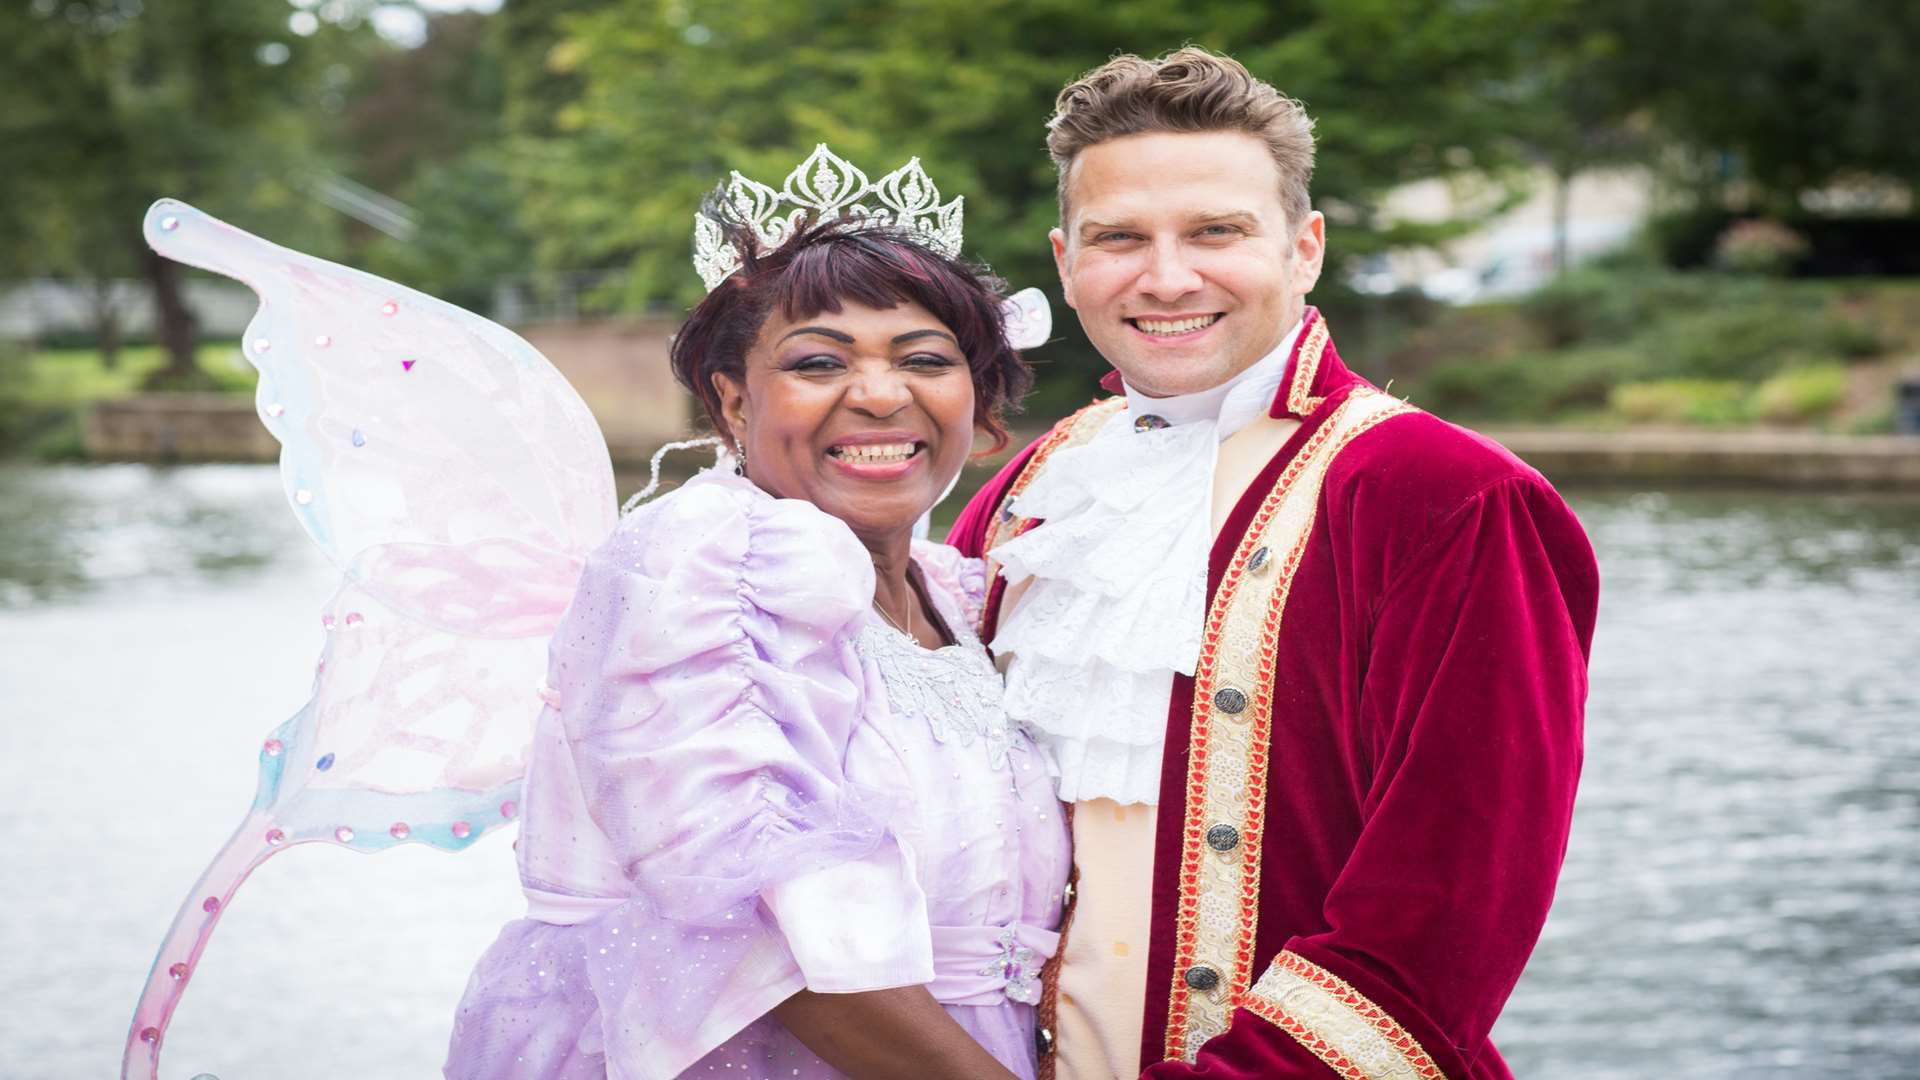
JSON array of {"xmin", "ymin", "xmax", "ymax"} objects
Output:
[
  {"xmin": 991, "ymin": 415, "xmax": 1216, "ymax": 805},
  {"xmin": 989, "ymin": 320, "xmax": 1304, "ymax": 806}
]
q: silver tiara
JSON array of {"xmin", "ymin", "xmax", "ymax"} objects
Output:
[{"xmin": 692, "ymin": 144, "xmax": 965, "ymax": 291}]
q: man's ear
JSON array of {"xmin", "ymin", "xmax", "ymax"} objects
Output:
[
  {"xmin": 1050, "ymin": 226, "xmax": 1077, "ymax": 310},
  {"xmin": 712, "ymin": 371, "xmax": 747, "ymax": 452},
  {"xmin": 1291, "ymin": 211, "xmax": 1327, "ymax": 296}
]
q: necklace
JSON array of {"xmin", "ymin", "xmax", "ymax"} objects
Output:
[{"xmin": 873, "ymin": 593, "xmax": 915, "ymax": 641}]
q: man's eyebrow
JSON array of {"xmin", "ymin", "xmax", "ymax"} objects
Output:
[
  {"xmin": 1193, "ymin": 210, "xmax": 1260, "ymax": 227},
  {"xmin": 1076, "ymin": 211, "xmax": 1259, "ymax": 240},
  {"xmin": 892, "ymin": 329, "xmax": 958, "ymax": 346},
  {"xmin": 778, "ymin": 325, "xmax": 856, "ymax": 344},
  {"xmin": 1078, "ymin": 219, "xmax": 1132, "ymax": 240}
]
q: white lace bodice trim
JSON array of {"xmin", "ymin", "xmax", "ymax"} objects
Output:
[
  {"xmin": 858, "ymin": 543, "xmax": 1014, "ymax": 769},
  {"xmin": 991, "ymin": 321, "xmax": 1303, "ymax": 805}
]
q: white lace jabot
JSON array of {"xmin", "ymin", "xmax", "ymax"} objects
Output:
[{"xmin": 991, "ymin": 319, "xmax": 1304, "ymax": 805}]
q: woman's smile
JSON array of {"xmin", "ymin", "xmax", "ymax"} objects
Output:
[{"xmin": 825, "ymin": 432, "xmax": 930, "ymax": 478}]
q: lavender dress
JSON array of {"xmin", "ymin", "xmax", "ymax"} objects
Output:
[{"xmin": 444, "ymin": 469, "xmax": 1070, "ymax": 1079}]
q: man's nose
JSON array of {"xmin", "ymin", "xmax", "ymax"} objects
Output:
[
  {"xmin": 847, "ymin": 364, "xmax": 912, "ymax": 417},
  {"xmin": 1136, "ymin": 241, "xmax": 1204, "ymax": 302}
]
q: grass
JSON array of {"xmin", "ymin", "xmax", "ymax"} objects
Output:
[
  {"xmin": 14, "ymin": 342, "xmax": 254, "ymax": 407},
  {"xmin": 0, "ymin": 341, "xmax": 252, "ymax": 458}
]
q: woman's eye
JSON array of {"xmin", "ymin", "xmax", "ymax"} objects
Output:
[
  {"xmin": 904, "ymin": 352, "xmax": 960, "ymax": 369},
  {"xmin": 790, "ymin": 355, "xmax": 844, "ymax": 373}
]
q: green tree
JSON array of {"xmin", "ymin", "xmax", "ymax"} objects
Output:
[
  {"xmin": 0, "ymin": 0, "xmax": 369, "ymax": 386},
  {"xmin": 1599, "ymin": 0, "xmax": 1920, "ymax": 211},
  {"xmin": 342, "ymin": 10, "xmax": 535, "ymax": 314},
  {"xmin": 506, "ymin": 0, "xmax": 1553, "ymax": 331},
  {"xmin": 339, "ymin": 11, "xmax": 508, "ymax": 195},
  {"xmin": 1502, "ymin": 0, "xmax": 1645, "ymax": 273},
  {"xmin": 363, "ymin": 152, "xmax": 535, "ymax": 315}
]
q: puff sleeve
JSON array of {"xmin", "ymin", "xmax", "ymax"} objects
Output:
[{"xmin": 532, "ymin": 474, "xmax": 933, "ymax": 1075}]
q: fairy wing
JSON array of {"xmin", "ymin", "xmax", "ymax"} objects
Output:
[
  {"xmin": 124, "ymin": 199, "xmax": 618, "ymax": 1078},
  {"xmin": 147, "ymin": 198, "xmax": 615, "ymax": 635}
]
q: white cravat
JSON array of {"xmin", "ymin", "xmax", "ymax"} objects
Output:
[{"xmin": 991, "ymin": 319, "xmax": 1304, "ymax": 805}]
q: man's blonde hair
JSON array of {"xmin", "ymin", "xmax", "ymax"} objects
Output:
[{"xmin": 1046, "ymin": 47, "xmax": 1317, "ymax": 226}]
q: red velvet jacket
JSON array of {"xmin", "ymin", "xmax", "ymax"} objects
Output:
[{"xmin": 950, "ymin": 311, "xmax": 1599, "ymax": 1079}]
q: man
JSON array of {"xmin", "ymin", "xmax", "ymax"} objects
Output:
[{"xmin": 950, "ymin": 48, "xmax": 1599, "ymax": 1079}]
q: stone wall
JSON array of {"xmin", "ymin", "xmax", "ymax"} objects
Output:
[{"xmin": 85, "ymin": 395, "xmax": 279, "ymax": 462}]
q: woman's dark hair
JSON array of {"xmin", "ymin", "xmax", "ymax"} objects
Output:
[{"xmin": 670, "ymin": 192, "xmax": 1034, "ymax": 452}]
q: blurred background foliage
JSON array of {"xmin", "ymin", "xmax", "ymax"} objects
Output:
[{"xmin": 2, "ymin": 0, "xmax": 1917, "ymax": 429}]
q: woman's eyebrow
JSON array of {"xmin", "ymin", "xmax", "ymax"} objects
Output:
[
  {"xmin": 779, "ymin": 325, "xmax": 856, "ymax": 344},
  {"xmin": 892, "ymin": 329, "xmax": 958, "ymax": 345}
]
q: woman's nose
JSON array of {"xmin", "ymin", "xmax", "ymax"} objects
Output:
[{"xmin": 846, "ymin": 364, "xmax": 912, "ymax": 417}]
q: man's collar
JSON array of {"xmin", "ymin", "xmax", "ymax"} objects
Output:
[{"xmin": 1274, "ymin": 307, "xmax": 1336, "ymax": 420}]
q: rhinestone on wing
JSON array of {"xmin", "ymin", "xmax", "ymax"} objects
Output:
[{"xmin": 691, "ymin": 144, "xmax": 965, "ymax": 292}]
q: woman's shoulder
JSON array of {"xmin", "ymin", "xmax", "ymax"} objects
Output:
[
  {"xmin": 910, "ymin": 540, "xmax": 988, "ymax": 636},
  {"xmin": 599, "ymin": 469, "xmax": 876, "ymax": 622}
]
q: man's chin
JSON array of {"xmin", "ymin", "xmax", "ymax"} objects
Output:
[{"xmin": 1110, "ymin": 355, "xmax": 1238, "ymax": 399}]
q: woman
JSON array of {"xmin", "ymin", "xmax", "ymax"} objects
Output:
[{"xmin": 444, "ymin": 205, "xmax": 1068, "ymax": 1079}]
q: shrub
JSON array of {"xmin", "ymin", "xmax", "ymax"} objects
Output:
[
  {"xmin": 1519, "ymin": 268, "xmax": 1794, "ymax": 351},
  {"xmin": 1406, "ymin": 265, "xmax": 1895, "ymax": 426},
  {"xmin": 1648, "ymin": 208, "xmax": 1736, "ymax": 270},
  {"xmin": 1713, "ymin": 219, "xmax": 1811, "ymax": 276},
  {"xmin": 1417, "ymin": 347, "xmax": 1646, "ymax": 420},
  {"xmin": 1524, "ymin": 269, "xmax": 1640, "ymax": 347},
  {"xmin": 1748, "ymin": 365, "xmax": 1849, "ymax": 423},
  {"xmin": 1827, "ymin": 316, "xmax": 1885, "ymax": 360},
  {"xmin": 1658, "ymin": 306, "xmax": 1871, "ymax": 381},
  {"xmin": 1609, "ymin": 379, "xmax": 1750, "ymax": 425}
]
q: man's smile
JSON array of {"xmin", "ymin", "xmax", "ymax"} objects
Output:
[{"xmin": 1127, "ymin": 312, "xmax": 1225, "ymax": 339}]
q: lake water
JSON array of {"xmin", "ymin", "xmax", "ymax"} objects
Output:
[{"xmin": 1, "ymin": 463, "xmax": 1916, "ymax": 1079}]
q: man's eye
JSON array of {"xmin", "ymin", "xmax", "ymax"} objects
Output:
[
  {"xmin": 1200, "ymin": 225, "xmax": 1243, "ymax": 237},
  {"xmin": 1096, "ymin": 232, "xmax": 1139, "ymax": 244}
]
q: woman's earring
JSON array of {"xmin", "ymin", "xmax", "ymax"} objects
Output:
[{"xmin": 733, "ymin": 443, "xmax": 747, "ymax": 476}]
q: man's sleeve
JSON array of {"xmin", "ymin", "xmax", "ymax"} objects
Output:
[{"xmin": 1145, "ymin": 475, "xmax": 1600, "ymax": 1078}]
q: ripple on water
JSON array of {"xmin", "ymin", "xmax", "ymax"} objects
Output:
[{"xmin": 1494, "ymin": 489, "xmax": 1920, "ymax": 1079}]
